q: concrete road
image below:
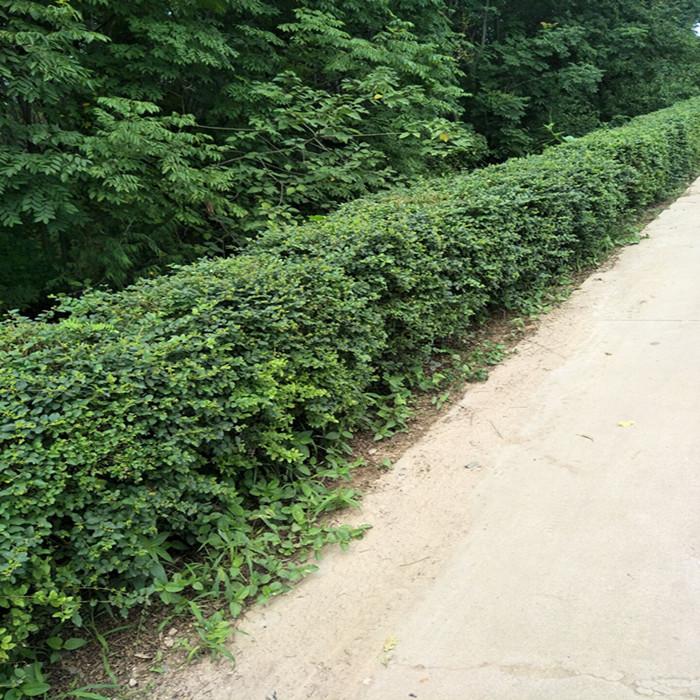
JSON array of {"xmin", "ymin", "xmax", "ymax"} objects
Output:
[{"xmin": 157, "ymin": 179, "xmax": 700, "ymax": 699}]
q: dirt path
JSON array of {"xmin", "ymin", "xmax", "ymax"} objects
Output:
[{"xmin": 154, "ymin": 178, "xmax": 700, "ymax": 700}]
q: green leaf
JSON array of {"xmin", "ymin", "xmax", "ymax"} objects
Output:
[
  {"xmin": 63, "ymin": 637, "xmax": 87, "ymax": 650},
  {"xmin": 164, "ymin": 582, "xmax": 185, "ymax": 593},
  {"xmin": 46, "ymin": 637, "xmax": 63, "ymax": 650},
  {"xmin": 291, "ymin": 504, "xmax": 305, "ymax": 524},
  {"xmin": 20, "ymin": 682, "xmax": 52, "ymax": 697}
]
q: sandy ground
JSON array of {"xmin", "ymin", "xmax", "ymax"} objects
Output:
[{"xmin": 154, "ymin": 178, "xmax": 700, "ymax": 700}]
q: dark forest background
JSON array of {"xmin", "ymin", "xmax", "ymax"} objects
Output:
[{"xmin": 2, "ymin": 0, "xmax": 700, "ymax": 312}]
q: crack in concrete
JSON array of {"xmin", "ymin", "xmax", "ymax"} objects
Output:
[
  {"xmin": 630, "ymin": 677, "xmax": 700, "ymax": 699},
  {"xmin": 395, "ymin": 661, "xmax": 700, "ymax": 698},
  {"xmin": 499, "ymin": 667, "xmax": 700, "ymax": 697}
]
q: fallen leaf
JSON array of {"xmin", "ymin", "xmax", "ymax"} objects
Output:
[
  {"xmin": 577, "ymin": 434, "xmax": 594, "ymax": 441},
  {"xmin": 383, "ymin": 636, "xmax": 398, "ymax": 652},
  {"xmin": 618, "ymin": 421, "xmax": 635, "ymax": 427},
  {"xmin": 379, "ymin": 635, "xmax": 399, "ymax": 666}
]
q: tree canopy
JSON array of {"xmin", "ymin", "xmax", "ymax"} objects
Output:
[
  {"xmin": 459, "ymin": 0, "xmax": 700, "ymax": 155},
  {"xmin": 2, "ymin": 0, "xmax": 700, "ymax": 311}
]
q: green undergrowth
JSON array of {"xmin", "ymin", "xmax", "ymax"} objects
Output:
[{"xmin": 3, "ymin": 97, "xmax": 700, "ymax": 697}]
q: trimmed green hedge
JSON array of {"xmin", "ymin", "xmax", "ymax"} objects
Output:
[{"xmin": 2, "ymin": 97, "xmax": 700, "ymax": 668}]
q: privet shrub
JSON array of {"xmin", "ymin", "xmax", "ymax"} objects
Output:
[
  {"xmin": 0, "ymin": 254, "xmax": 383, "ymax": 664},
  {"xmin": 255, "ymin": 145, "xmax": 627, "ymax": 363},
  {"xmin": 2, "ymin": 97, "xmax": 700, "ymax": 667}
]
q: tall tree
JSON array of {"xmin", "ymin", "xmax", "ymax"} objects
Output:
[
  {"xmin": 3, "ymin": 0, "xmax": 700, "ymax": 312},
  {"xmin": 1, "ymin": 0, "xmax": 482, "ymax": 312},
  {"xmin": 0, "ymin": 0, "xmax": 236, "ymax": 311},
  {"xmin": 454, "ymin": 0, "xmax": 700, "ymax": 155}
]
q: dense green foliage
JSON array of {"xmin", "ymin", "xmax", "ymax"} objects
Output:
[
  {"xmin": 458, "ymin": 0, "xmax": 700, "ymax": 156},
  {"xmin": 0, "ymin": 0, "xmax": 484, "ymax": 312},
  {"xmin": 2, "ymin": 0, "xmax": 700, "ymax": 312},
  {"xmin": 3, "ymin": 98, "xmax": 700, "ymax": 688}
]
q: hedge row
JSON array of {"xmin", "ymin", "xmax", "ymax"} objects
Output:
[{"xmin": 3, "ymin": 97, "xmax": 700, "ymax": 666}]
